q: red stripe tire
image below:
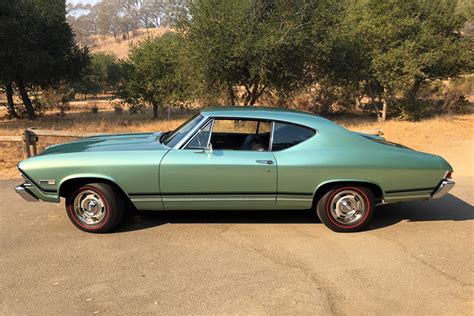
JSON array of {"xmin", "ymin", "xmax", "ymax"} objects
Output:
[
  {"xmin": 66, "ymin": 183, "xmax": 124, "ymax": 233},
  {"xmin": 316, "ymin": 186, "xmax": 374, "ymax": 232}
]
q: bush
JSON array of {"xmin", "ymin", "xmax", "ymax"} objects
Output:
[
  {"xmin": 42, "ymin": 86, "xmax": 73, "ymax": 116},
  {"xmin": 113, "ymin": 104, "xmax": 123, "ymax": 114},
  {"xmin": 392, "ymin": 99, "xmax": 429, "ymax": 121},
  {"xmin": 307, "ymin": 83, "xmax": 358, "ymax": 115},
  {"xmin": 440, "ymin": 90, "xmax": 470, "ymax": 114},
  {"xmin": 16, "ymin": 97, "xmax": 45, "ymax": 118}
]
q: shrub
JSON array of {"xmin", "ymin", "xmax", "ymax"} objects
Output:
[
  {"xmin": 113, "ymin": 104, "xmax": 123, "ymax": 114},
  {"xmin": 42, "ymin": 86, "xmax": 73, "ymax": 116}
]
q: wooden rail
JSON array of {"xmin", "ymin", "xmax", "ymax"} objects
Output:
[
  {"xmin": 0, "ymin": 135, "xmax": 23, "ymax": 142},
  {"xmin": 0, "ymin": 128, "xmax": 107, "ymax": 159}
]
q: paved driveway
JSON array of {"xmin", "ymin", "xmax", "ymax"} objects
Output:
[{"xmin": 0, "ymin": 177, "xmax": 473, "ymax": 314}]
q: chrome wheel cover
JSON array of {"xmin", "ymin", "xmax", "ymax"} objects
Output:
[
  {"xmin": 73, "ymin": 190, "xmax": 107, "ymax": 226},
  {"xmin": 329, "ymin": 190, "xmax": 366, "ymax": 225}
]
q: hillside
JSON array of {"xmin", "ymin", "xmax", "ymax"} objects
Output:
[{"xmin": 89, "ymin": 27, "xmax": 172, "ymax": 59}]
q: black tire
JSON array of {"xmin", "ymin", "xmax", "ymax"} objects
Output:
[
  {"xmin": 316, "ymin": 186, "xmax": 374, "ymax": 232},
  {"xmin": 65, "ymin": 183, "xmax": 124, "ymax": 233}
]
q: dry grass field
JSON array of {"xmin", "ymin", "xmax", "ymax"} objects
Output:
[
  {"xmin": 91, "ymin": 28, "xmax": 172, "ymax": 58},
  {"xmin": 0, "ymin": 102, "xmax": 473, "ymax": 182}
]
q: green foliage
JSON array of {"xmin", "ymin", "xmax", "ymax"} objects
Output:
[
  {"xmin": 0, "ymin": 0, "xmax": 90, "ymax": 87},
  {"xmin": 369, "ymin": 0, "xmax": 469, "ymax": 89},
  {"xmin": 42, "ymin": 85, "xmax": 74, "ymax": 116},
  {"xmin": 0, "ymin": 0, "xmax": 90, "ymax": 119},
  {"xmin": 328, "ymin": 0, "xmax": 472, "ymax": 120},
  {"xmin": 73, "ymin": 52, "xmax": 122, "ymax": 96},
  {"xmin": 116, "ymin": 32, "xmax": 195, "ymax": 118},
  {"xmin": 177, "ymin": 0, "xmax": 342, "ymax": 105},
  {"xmin": 113, "ymin": 103, "xmax": 124, "ymax": 114}
]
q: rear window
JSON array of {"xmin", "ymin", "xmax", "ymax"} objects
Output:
[{"xmin": 272, "ymin": 122, "xmax": 316, "ymax": 151}]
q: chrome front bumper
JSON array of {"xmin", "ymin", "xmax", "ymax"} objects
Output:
[
  {"xmin": 431, "ymin": 179, "xmax": 455, "ymax": 199},
  {"xmin": 14, "ymin": 183, "xmax": 39, "ymax": 202}
]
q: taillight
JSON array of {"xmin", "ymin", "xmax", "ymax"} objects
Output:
[{"xmin": 446, "ymin": 171, "xmax": 453, "ymax": 179}]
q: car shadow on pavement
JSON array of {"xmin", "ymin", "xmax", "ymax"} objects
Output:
[
  {"xmin": 368, "ymin": 193, "xmax": 474, "ymax": 231},
  {"xmin": 114, "ymin": 193, "xmax": 473, "ymax": 233}
]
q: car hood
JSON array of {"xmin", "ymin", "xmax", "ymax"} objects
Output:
[{"xmin": 40, "ymin": 132, "xmax": 168, "ymax": 155}]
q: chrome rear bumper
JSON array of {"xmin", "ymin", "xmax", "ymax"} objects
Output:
[
  {"xmin": 14, "ymin": 183, "xmax": 39, "ymax": 202},
  {"xmin": 431, "ymin": 179, "xmax": 455, "ymax": 199}
]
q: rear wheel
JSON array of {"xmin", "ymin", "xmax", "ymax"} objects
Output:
[
  {"xmin": 65, "ymin": 183, "xmax": 124, "ymax": 233},
  {"xmin": 316, "ymin": 186, "xmax": 374, "ymax": 232}
]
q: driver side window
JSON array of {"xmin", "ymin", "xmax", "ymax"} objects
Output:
[
  {"xmin": 212, "ymin": 119, "xmax": 271, "ymax": 151},
  {"xmin": 185, "ymin": 118, "xmax": 271, "ymax": 151},
  {"xmin": 185, "ymin": 121, "xmax": 212, "ymax": 149}
]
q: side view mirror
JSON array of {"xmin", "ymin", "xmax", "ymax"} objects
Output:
[{"xmin": 207, "ymin": 143, "xmax": 213, "ymax": 154}]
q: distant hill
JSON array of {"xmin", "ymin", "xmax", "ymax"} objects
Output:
[{"xmin": 89, "ymin": 27, "xmax": 172, "ymax": 59}]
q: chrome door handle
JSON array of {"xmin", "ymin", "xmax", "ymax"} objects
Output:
[{"xmin": 256, "ymin": 160, "xmax": 274, "ymax": 165}]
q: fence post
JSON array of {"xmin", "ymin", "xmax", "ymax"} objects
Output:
[
  {"xmin": 22, "ymin": 129, "xmax": 31, "ymax": 159},
  {"xmin": 30, "ymin": 130, "xmax": 38, "ymax": 156}
]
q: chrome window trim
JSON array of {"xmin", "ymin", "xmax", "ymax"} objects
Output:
[
  {"xmin": 206, "ymin": 119, "xmax": 215, "ymax": 148},
  {"xmin": 181, "ymin": 118, "xmax": 214, "ymax": 150},
  {"xmin": 270, "ymin": 121, "xmax": 317, "ymax": 152},
  {"xmin": 173, "ymin": 115, "xmax": 209, "ymax": 149},
  {"xmin": 174, "ymin": 114, "xmax": 317, "ymax": 151},
  {"xmin": 269, "ymin": 121, "xmax": 275, "ymax": 151}
]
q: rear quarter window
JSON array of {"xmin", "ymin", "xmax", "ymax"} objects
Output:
[{"xmin": 272, "ymin": 122, "xmax": 316, "ymax": 151}]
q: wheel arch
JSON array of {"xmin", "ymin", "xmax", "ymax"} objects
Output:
[
  {"xmin": 312, "ymin": 179, "xmax": 384, "ymax": 208},
  {"xmin": 58, "ymin": 174, "xmax": 130, "ymax": 203}
]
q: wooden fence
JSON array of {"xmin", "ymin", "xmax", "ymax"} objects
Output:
[{"xmin": 0, "ymin": 128, "xmax": 107, "ymax": 159}]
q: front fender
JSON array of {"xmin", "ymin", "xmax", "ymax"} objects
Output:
[{"xmin": 57, "ymin": 173, "xmax": 128, "ymax": 197}]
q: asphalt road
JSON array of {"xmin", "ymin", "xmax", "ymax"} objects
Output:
[{"xmin": 1, "ymin": 177, "xmax": 473, "ymax": 315}]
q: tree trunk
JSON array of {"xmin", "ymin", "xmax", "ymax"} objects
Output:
[
  {"xmin": 381, "ymin": 87, "xmax": 389, "ymax": 122},
  {"xmin": 5, "ymin": 82, "xmax": 19, "ymax": 119},
  {"xmin": 152, "ymin": 101, "xmax": 158, "ymax": 119},
  {"xmin": 354, "ymin": 95, "xmax": 361, "ymax": 111},
  {"xmin": 406, "ymin": 79, "xmax": 422, "ymax": 103},
  {"xmin": 228, "ymin": 86, "xmax": 236, "ymax": 106},
  {"xmin": 371, "ymin": 96, "xmax": 382, "ymax": 122},
  {"xmin": 16, "ymin": 79, "xmax": 35, "ymax": 120},
  {"xmin": 381, "ymin": 98, "xmax": 387, "ymax": 121},
  {"xmin": 244, "ymin": 82, "xmax": 266, "ymax": 106},
  {"xmin": 249, "ymin": 85, "xmax": 267, "ymax": 106}
]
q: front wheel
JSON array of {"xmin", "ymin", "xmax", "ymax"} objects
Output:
[
  {"xmin": 316, "ymin": 186, "xmax": 374, "ymax": 232},
  {"xmin": 65, "ymin": 183, "xmax": 124, "ymax": 233}
]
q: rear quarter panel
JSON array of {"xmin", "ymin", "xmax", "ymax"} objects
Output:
[{"xmin": 274, "ymin": 130, "xmax": 446, "ymax": 201}]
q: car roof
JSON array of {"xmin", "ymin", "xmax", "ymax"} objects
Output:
[{"xmin": 200, "ymin": 106, "xmax": 335, "ymax": 130}]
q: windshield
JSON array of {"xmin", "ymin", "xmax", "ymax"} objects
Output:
[{"xmin": 162, "ymin": 114, "xmax": 203, "ymax": 147}]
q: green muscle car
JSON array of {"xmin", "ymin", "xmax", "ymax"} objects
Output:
[{"xmin": 15, "ymin": 107, "xmax": 455, "ymax": 233}]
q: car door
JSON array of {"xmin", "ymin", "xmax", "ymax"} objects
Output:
[{"xmin": 159, "ymin": 118, "xmax": 277, "ymax": 210}]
